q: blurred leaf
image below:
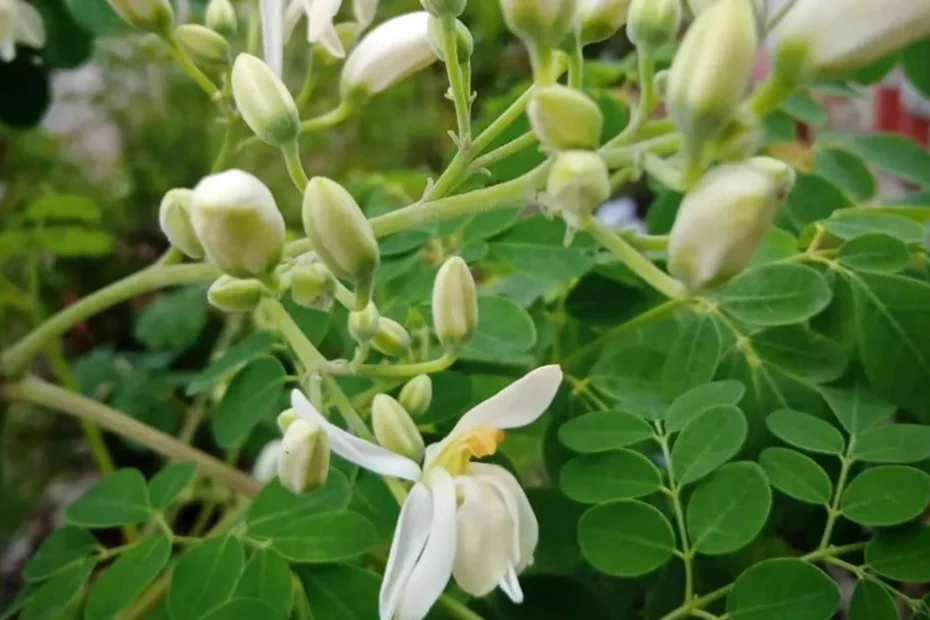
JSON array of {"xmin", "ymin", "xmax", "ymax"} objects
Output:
[
  {"xmin": 66, "ymin": 469, "xmax": 151, "ymax": 528},
  {"xmin": 460, "ymin": 296, "xmax": 537, "ymax": 359},
  {"xmin": 837, "ymin": 233, "xmax": 911, "ymax": 272},
  {"xmin": 235, "ymin": 549, "xmax": 294, "ymax": 617},
  {"xmin": 168, "ymin": 536, "xmax": 245, "ymax": 620},
  {"xmin": 461, "ymin": 209, "xmax": 521, "ymax": 242},
  {"xmin": 211, "ymin": 356, "xmax": 287, "ymax": 448},
  {"xmin": 781, "ymin": 93, "xmax": 827, "ymax": 127},
  {"xmin": 671, "ymin": 405, "xmax": 747, "ymax": 485},
  {"xmin": 201, "ymin": 600, "xmax": 284, "ymax": 620},
  {"xmin": 686, "ymin": 462, "xmax": 771, "ymax": 555},
  {"xmin": 35, "ymin": 0, "xmax": 93, "ymax": 68},
  {"xmin": 558, "ymin": 410, "xmax": 653, "ymax": 453},
  {"xmin": 726, "ymin": 558, "xmax": 839, "ymax": 620},
  {"xmin": 134, "ymin": 286, "xmax": 208, "ymax": 353},
  {"xmin": 776, "ymin": 174, "xmax": 850, "ymax": 234},
  {"xmin": 148, "ymin": 462, "xmax": 197, "ymax": 510},
  {"xmin": 84, "ymin": 535, "xmax": 171, "ymax": 620},
  {"xmin": 712, "ymin": 265, "xmax": 832, "ymax": 327},
  {"xmin": 380, "ymin": 230, "xmax": 431, "ymax": 257},
  {"xmin": 488, "ymin": 215, "xmax": 598, "ymax": 282},
  {"xmin": 823, "ymin": 210, "xmax": 926, "ymax": 244},
  {"xmin": 349, "ymin": 471, "xmax": 400, "ymax": 539},
  {"xmin": 417, "ymin": 371, "xmax": 472, "ymax": 425},
  {"xmin": 841, "ymin": 466, "xmax": 930, "ymax": 526},
  {"xmin": 64, "ymin": 0, "xmax": 128, "ymax": 36},
  {"xmin": 866, "ymin": 526, "xmax": 930, "ymax": 582},
  {"xmin": 849, "ymin": 580, "xmax": 897, "ymax": 620},
  {"xmin": 0, "ymin": 50, "xmax": 50, "ymax": 128},
  {"xmin": 186, "ymin": 331, "xmax": 277, "ymax": 396},
  {"xmin": 23, "ymin": 527, "xmax": 97, "ymax": 582},
  {"xmin": 578, "ymin": 500, "xmax": 676, "ymax": 577},
  {"xmin": 762, "ymin": 110, "xmax": 797, "ymax": 145},
  {"xmin": 765, "ymin": 409, "xmax": 845, "ymax": 455},
  {"xmin": 526, "ymin": 489, "xmax": 586, "ymax": 575},
  {"xmin": 820, "ymin": 375, "xmax": 896, "ymax": 435},
  {"xmin": 852, "ymin": 424, "xmax": 930, "ymax": 464},
  {"xmin": 760, "ymin": 447, "xmax": 832, "ymax": 505},
  {"xmin": 247, "ymin": 474, "xmax": 352, "ymax": 535},
  {"xmin": 20, "ymin": 558, "xmax": 95, "ymax": 620},
  {"xmin": 665, "ymin": 381, "xmax": 745, "ymax": 434},
  {"xmin": 24, "ymin": 194, "xmax": 101, "ymax": 222},
  {"xmin": 298, "ymin": 565, "xmax": 381, "ymax": 620},
  {"xmin": 560, "ymin": 450, "xmax": 662, "ymax": 504},
  {"xmin": 825, "ymin": 133, "xmax": 930, "ymax": 189},
  {"xmin": 903, "ymin": 39, "xmax": 930, "ymax": 98},
  {"xmin": 814, "ymin": 148, "xmax": 876, "ymax": 202},
  {"xmin": 282, "ymin": 292, "xmax": 332, "ymax": 345}
]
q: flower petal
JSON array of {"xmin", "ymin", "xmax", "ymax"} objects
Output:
[
  {"xmin": 498, "ymin": 565, "xmax": 524, "ymax": 604},
  {"xmin": 14, "ymin": 1, "xmax": 44, "ymax": 49},
  {"xmin": 380, "ymin": 483, "xmax": 432, "ymax": 620},
  {"xmin": 252, "ymin": 439, "xmax": 283, "ymax": 483},
  {"xmin": 451, "ymin": 476, "xmax": 514, "ymax": 598},
  {"xmin": 469, "ymin": 463, "xmax": 538, "ymax": 571},
  {"xmin": 291, "ymin": 390, "xmax": 421, "ymax": 481},
  {"xmin": 395, "ymin": 468, "xmax": 457, "ymax": 620},
  {"xmin": 307, "ymin": 0, "xmax": 344, "ymax": 57},
  {"xmin": 352, "ymin": 0, "xmax": 378, "ymax": 27},
  {"xmin": 260, "ymin": 0, "xmax": 285, "ymax": 74},
  {"xmin": 283, "ymin": 0, "xmax": 309, "ymax": 42}
]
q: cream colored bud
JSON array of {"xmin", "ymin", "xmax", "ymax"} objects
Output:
[
  {"xmin": 278, "ymin": 419, "xmax": 330, "ymax": 494},
  {"xmin": 627, "ymin": 0, "xmax": 681, "ymax": 51},
  {"xmin": 158, "ymin": 189, "xmax": 203, "ymax": 259},
  {"xmin": 372, "ymin": 394, "xmax": 425, "ymax": 462},
  {"xmin": 231, "ymin": 53, "xmax": 300, "ymax": 148},
  {"xmin": 207, "ymin": 276, "xmax": 264, "ymax": 313},
  {"xmin": 291, "ymin": 258, "xmax": 336, "ymax": 311},
  {"xmin": 399, "ymin": 374, "xmax": 432, "ymax": 417},
  {"xmin": 432, "ymin": 256, "xmax": 477, "ymax": 353},
  {"xmin": 499, "ymin": 0, "xmax": 577, "ymax": 48},
  {"xmin": 342, "ymin": 12, "xmax": 437, "ymax": 96},
  {"xmin": 175, "ymin": 24, "xmax": 229, "ymax": 70},
  {"xmin": 528, "ymin": 85, "xmax": 603, "ymax": 151},
  {"xmin": 371, "ymin": 318, "xmax": 412, "ymax": 358},
  {"xmin": 688, "ymin": 0, "xmax": 766, "ymax": 27},
  {"xmin": 546, "ymin": 151, "xmax": 610, "ymax": 231},
  {"xmin": 427, "ymin": 16, "xmax": 474, "ymax": 63},
  {"xmin": 421, "ymin": 0, "xmax": 466, "ymax": 17},
  {"xmin": 668, "ymin": 157, "xmax": 795, "ymax": 291},
  {"xmin": 106, "ymin": 0, "xmax": 173, "ymax": 35},
  {"xmin": 579, "ymin": 0, "xmax": 631, "ymax": 44},
  {"xmin": 667, "ymin": 0, "xmax": 757, "ymax": 156},
  {"xmin": 252, "ymin": 440, "xmax": 282, "ymax": 483},
  {"xmin": 277, "ymin": 409, "xmax": 299, "ymax": 433},
  {"xmin": 205, "ymin": 0, "xmax": 237, "ymax": 37},
  {"xmin": 191, "ymin": 170, "xmax": 285, "ymax": 278},
  {"xmin": 302, "ymin": 177, "xmax": 379, "ymax": 285},
  {"xmin": 348, "ymin": 302, "xmax": 381, "ymax": 343}
]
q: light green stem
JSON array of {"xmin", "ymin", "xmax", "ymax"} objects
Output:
[
  {"xmin": 747, "ymin": 74, "xmax": 796, "ymax": 118},
  {"xmin": 165, "ymin": 36, "xmax": 220, "ymax": 99},
  {"xmin": 565, "ymin": 32, "xmax": 584, "ymax": 89},
  {"xmin": 604, "ymin": 51, "xmax": 656, "ymax": 148},
  {"xmin": 440, "ymin": 15, "xmax": 472, "ymax": 143},
  {"xmin": 819, "ymin": 441, "xmax": 855, "ymax": 549},
  {"xmin": 211, "ymin": 116, "xmax": 239, "ymax": 173},
  {"xmin": 237, "ymin": 101, "xmax": 353, "ymax": 151},
  {"xmin": 600, "ymin": 133, "xmax": 682, "ymax": 167},
  {"xmin": 643, "ymin": 154, "xmax": 685, "ymax": 191},
  {"xmin": 472, "ymin": 131, "xmax": 537, "ymax": 170},
  {"xmin": 355, "ymin": 353, "xmax": 456, "ymax": 379},
  {"xmin": 282, "ymin": 140, "xmax": 309, "ymax": 192},
  {"xmin": 655, "ymin": 425, "xmax": 694, "ymax": 603}
]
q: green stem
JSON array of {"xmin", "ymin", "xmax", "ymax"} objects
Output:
[
  {"xmin": 164, "ymin": 36, "xmax": 220, "ymax": 99},
  {"xmin": 296, "ymin": 55, "xmax": 317, "ymax": 109},
  {"xmin": 565, "ymin": 32, "xmax": 584, "ymax": 89},
  {"xmin": 600, "ymin": 133, "xmax": 682, "ymax": 167},
  {"xmin": 819, "ymin": 442, "xmax": 855, "ymax": 549},
  {"xmin": 440, "ymin": 15, "xmax": 472, "ymax": 143},
  {"xmin": 437, "ymin": 594, "xmax": 485, "ymax": 620},
  {"xmin": 655, "ymin": 425, "xmax": 694, "ymax": 603},
  {"xmin": 211, "ymin": 116, "xmax": 240, "ymax": 173},
  {"xmin": 237, "ymin": 101, "xmax": 352, "ymax": 151},
  {"xmin": 282, "ymin": 140, "xmax": 309, "ymax": 192},
  {"xmin": 355, "ymin": 353, "xmax": 456, "ymax": 379},
  {"xmin": 472, "ymin": 131, "xmax": 537, "ymax": 170},
  {"xmin": 747, "ymin": 74, "xmax": 795, "ymax": 118},
  {"xmin": 604, "ymin": 51, "xmax": 656, "ymax": 148},
  {"xmin": 643, "ymin": 154, "xmax": 685, "ymax": 192},
  {"xmin": 529, "ymin": 44, "xmax": 556, "ymax": 86}
]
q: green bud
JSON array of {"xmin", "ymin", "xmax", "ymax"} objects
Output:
[
  {"xmin": 205, "ymin": 0, "xmax": 237, "ymax": 37},
  {"xmin": 231, "ymin": 53, "xmax": 300, "ymax": 148},
  {"xmin": 427, "ymin": 16, "xmax": 474, "ymax": 63},
  {"xmin": 579, "ymin": 0, "xmax": 632, "ymax": 45},
  {"xmin": 175, "ymin": 24, "xmax": 229, "ymax": 71},
  {"xmin": 668, "ymin": 157, "xmax": 795, "ymax": 291},
  {"xmin": 207, "ymin": 275, "xmax": 264, "ymax": 313},
  {"xmin": 291, "ymin": 257, "xmax": 336, "ymax": 311},
  {"xmin": 546, "ymin": 151, "xmax": 611, "ymax": 231},
  {"xmin": 420, "ymin": 0, "xmax": 466, "ymax": 17},
  {"xmin": 348, "ymin": 302, "xmax": 381, "ymax": 344},
  {"xmin": 528, "ymin": 85, "xmax": 603, "ymax": 151},
  {"xmin": 372, "ymin": 394, "xmax": 425, "ymax": 462},
  {"xmin": 106, "ymin": 0, "xmax": 173, "ymax": 35},
  {"xmin": 278, "ymin": 418, "xmax": 330, "ymax": 494},
  {"xmin": 191, "ymin": 169, "xmax": 285, "ymax": 278},
  {"xmin": 302, "ymin": 177, "xmax": 380, "ymax": 286},
  {"xmin": 627, "ymin": 0, "xmax": 681, "ymax": 51},
  {"xmin": 399, "ymin": 374, "xmax": 432, "ymax": 417},
  {"xmin": 499, "ymin": 0, "xmax": 577, "ymax": 49},
  {"xmin": 277, "ymin": 409, "xmax": 299, "ymax": 433},
  {"xmin": 371, "ymin": 318, "xmax": 412, "ymax": 358},
  {"xmin": 158, "ymin": 188, "xmax": 204, "ymax": 259},
  {"xmin": 432, "ymin": 256, "xmax": 477, "ymax": 353}
]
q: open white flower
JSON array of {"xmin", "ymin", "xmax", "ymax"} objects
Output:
[
  {"xmin": 0, "ymin": 0, "xmax": 45, "ymax": 63},
  {"xmin": 285, "ymin": 0, "xmax": 344, "ymax": 58},
  {"xmin": 290, "ymin": 364, "xmax": 563, "ymax": 620}
]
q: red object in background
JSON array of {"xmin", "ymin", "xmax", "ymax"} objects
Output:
[{"xmin": 900, "ymin": 80, "xmax": 930, "ymax": 148}]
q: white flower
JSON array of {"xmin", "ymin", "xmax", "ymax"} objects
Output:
[
  {"xmin": 290, "ymin": 364, "xmax": 563, "ymax": 620},
  {"xmin": 260, "ymin": 0, "xmax": 285, "ymax": 74},
  {"xmin": 252, "ymin": 439, "xmax": 283, "ymax": 482},
  {"xmin": 284, "ymin": 0, "xmax": 344, "ymax": 58},
  {"xmin": 0, "ymin": 0, "xmax": 45, "ymax": 63}
]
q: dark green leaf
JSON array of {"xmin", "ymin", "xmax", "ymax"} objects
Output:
[
  {"xmin": 282, "ymin": 292, "xmax": 332, "ymax": 345},
  {"xmin": 134, "ymin": 286, "xmax": 208, "ymax": 353},
  {"xmin": 820, "ymin": 375, "xmax": 896, "ymax": 435},
  {"xmin": 250, "ymin": 511, "xmax": 376, "ymax": 563},
  {"xmin": 837, "ymin": 233, "xmax": 911, "ymax": 272},
  {"xmin": 750, "ymin": 326, "xmax": 849, "ymax": 383},
  {"xmin": 526, "ymin": 489, "xmax": 586, "ymax": 574},
  {"xmin": 298, "ymin": 565, "xmax": 381, "ymax": 620},
  {"xmin": 25, "ymin": 194, "xmax": 102, "ymax": 222},
  {"xmin": 24, "ymin": 527, "xmax": 97, "ymax": 582},
  {"xmin": 841, "ymin": 466, "xmax": 930, "ymax": 526},
  {"xmin": 578, "ymin": 500, "xmax": 676, "ymax": 577},
  {"xmin": 168, "ymin": 536, "xmax": 245, "ymax": 620},
  {"xmin": 665, "ymin": 381, "xmax": 745, "ymax": 433},
  {"xmin": 489, "ymin": 215, "xmax": 597, "ymax": 282},
  {"xmin": 766, "ymin": 409, "xmax": 845, "ymax": 455},
  {"xmin": 866, "ymin": 526, "xmax": 930, "ymax": 582},
  {"xmin": 35, "ymin": 0, "xmax": 94, "ymax": 69},
  {"xmin": 727, "ymin": 558, "xmax": 839, "ymax": 620},
  {"xmin": 760, "ymin": 447, "xmax": 833, "ymax": 505},
  {"xmin": 64, "ymin": 0, "xmax": 128, "ymax": 35},
  {"xmin": 776, "ymin": 174, "xmax": 850, "ymax": 234},
  {"xmin": 380, "ymin": 230, "xmax": 431, "ymax": 256},
  {"xmin": 21, "ymin": 558, "xmax": 95, "ymax": 620},
  {"xmin": 148, "ymin": 462, "xmax": 197, "ymax": 511},
  {"xmin": 660, "ymin": 310, "xmax": 722, "ymax": 396},
  {"xmin": 234, "ymin": 549, "xmax": 293, "ymax": 617},
  {"xmin": 823, "ymin": 210, "xmax": 926, "ymax": 244},
  {"xmin": 713, "ymin": 264, "xmax": 832, "ymax": 327},
  {"xmin": 849, "ymin": 579, "xmax": 897, "ymax": 620},
  {"xmin": 66, "ymin": 469, "xmax": 151, "ymax": 528},
  {"xmin": 461, "ymin": 209, "xmax": 521, "ymax": 242},
  {"xmin": 560, "ymin": 450, "xmax": 662, "ymax": 504},
  {"xmin": 247, "ymin": 474, "xmax": 351, "ymax": 535},
  {"xmin": 186, "ymin": 331, "xmax": 277, "ymax": 396},
  {"xmin": 558, "ymin": 410, "xmax": 654, "ymax": 453},
  {"xmin": 671, "ymin": 405, "xmax": 747, "ymax": 485},
  {"xmin": 461, "ymin": 296, "xmax": 537, "ymax": 359},
  {"xmin": 686, "ymin": 462, "xmax": 771, "ymax": 555},
  {"xmin": 201, "ymin": 599, "xmax": 285, "ymax": 620},
  {"xmin": 852, "ymin": 425, "xmax": 930, "ymax": 464},
  {"xmin": 84, "ymin": 535, "xmax": 172, "ymax": 620},
  {"xmin": 830, "ymin": 133, "xmax": 930, "ymax": 188},
  {"xmin": 814, "ymin": 148, "xmax": 876, "ymax": 202},
  {"xmin": 418, "ymin": 371, "xmax": 472, "ymax": 425},
  {"xmin": 781, "ymin": 92, "xmax": 828, "ymax": 127},
  {"xmin": 903, "ymin": 39, "xmax": 930, "ymax": 97},
  {"xmin": 211, "ymin": 356, "xmax": 287, "ymax": 448}
]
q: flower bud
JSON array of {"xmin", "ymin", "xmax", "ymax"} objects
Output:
[
  {"xmin": 278, "ymin": 418, "xmax": 330, "ymax": 494},
  {"xmin": 668, "ymin": 157, "xmax": 795, "ymax": 291},
  {"xmin": 579, "ymin": 0, "xmax": 631, "ymax": 44},
  {"xmin": 420, "ymin": 0, "xmax": 466, "ymax": 17},
  {"xmin": 667, "ymin": 0, "xmax": 758, "ymax": 158},
  {"xmin": 207, "ymin": 276, "xmax": 264, "ymax": 313},
  {"xmin": 372, "ymin": 394, "xmax": 425, "ymax": 462},
  {"xmin": 342, "ymin": 12, "xmax": 437, "ymax": 97},
  {"xmin": 231, "ymin": 53, "xmax": 300, "ymax": 148},
  {"xmin": 302, "ymin": 177, "xmax": 379, "ymax": 285},
  {"xmin": 771, "ymin": 0, "xmax": 930, "ymax": 79},
  {"xmin": 252, "ymin": 439, "xmax": 282, "ymax": 483},
  {"xmin": 688, "ymin": 0, "xmax": 766, "ymax": 26},
  {"xmin": 277, "ymin": 409, "xmax": 299, "ymax": 433},
  {"xmin": 432, "ymin": 256, "xmax": 477, "ymax": 353},
  {"xmin": 399, "ymin": 374, "xmax": 432, "ymax": 417},
  {"xmin": 205, "ymin": 0, "xmax": 237, "ymax": 37},
  {"xmin": 546, "ymin": 151, "xmax": 610, "ymax": 231},
  {"xmin": 427, "ymin": 16, "xmax": 474, "ymax": 63},
  {"xmin": 370, "ymin": 318, "xmax": 412, "ymax": 357},
  {"xmin": 291, "ymin": 258, "xmax": 336, "ymax": 311},
  {"xmin": 175, "ymin": 24, "xmax": 229, "ymax": 70},
  {"xmin": 106, "ymin": 0, "xmax": 173, "ymax": 35},
  {"xmin": 348, "ymin": 302, "xmax": 381, "ymax": 343},
  {"xmin": 528, "ymin": 85, "xmax": 603, "ymax": 151},
  {"xmin": 191, "ymin": 170, "xmax": 285, "ymax": 278},
  {"xmin": 500, "ymin": 0, "xmax": 577, "ymax": 48},
  {"xmin": 627, "ymin": 0, "xmax": 681, "ymax": 51},
  {"xmin": 158, "ymin": 188, "xmax": 204, "ymax": 259}
]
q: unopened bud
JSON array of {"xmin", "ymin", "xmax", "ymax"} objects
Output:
[
  {"xmin": 231, "ymin": 53, "xmax": 300, "ymax": 148},
  {"xmin": 372, "ymin": 394, "xmax": 425, "ymax": 461},
  {"xmin": 371, "ymin": 318, "xmax": 412, "ymax": 357},
  {"xmin": 106, "ymin": 0, "xmax": 173, "ymax": 35},
  {"xmin": 528, "ymin": 85, "xmax": 603, "ymax": 150},
  {"xmin": 278, "ymin": 419, "xmax": 330, "ymax": 494},
  {"xmin": 159, "ymin": 188, "xmax": 203, "ymax": 259},
  {"xmin": 667, "ymin": 0, "xmax": 758, "ymax": 158},
  {"xmin": 546, "ymin": 151, "xmax": 610, "ymax": 231},
  {"xmin": 627, "ymin": 0, "xmax": 681, "ymax": 51},
  {"xmin": 207, "ymin": 276, "xmax": 264, "ymax": 313},
  {"xmin": 432, "ymin": 256, "xmax": 477, "ymax": 353},
  {"xmin": 191, "ymin": 170, "xmax": 285, "ymax": 278},
  {"xmin": 291, "ymin": 258, "xmax": 336, "ymax": 310},
  {"xmin": 427, "ymin": 16, "xmax": 474, "ymax": 63},
  {"xmin": 252, "ymin": 439, "xmax": 282, "ymax": 483},
  {"xmin": 688, "ymin": 0, "xmax": 766, "ymax": 27},
  {"xmin": 499, "ymin": 0, "xmax": 577, "ymax": 48},
  {"xmin": 277, "ymin": 409, "xmax": 299, "ymax": 433},
  {"xmin": 668, "ymin": 157, "xmax": 795, "ymax": 291},
  {"xmin": 579, "ymin": 0, "xmax": 631, "ymax": 44},
  {"xmin": 399, "ymin": 374, "xmax": 432, "ymax": 417},
  {"xmin": 206, "ymin": 0, "xmax": 237, "ymax": 37},
  {"xmin": 342, "ymin": 12, "xmax": 437, "ymax": 97},
  {"xmin": 302, "ymin": 177, "xmax": 379, "ymax": 286},
  {"xmin": 348, "ymin": 302, "xmax": 381, "ymax": 343},
  {"xmin": 420, "ymin": 0, "xmax": 466, "ymax": 17},
  {"xmin": 175, "ymin": 24, "xmax": 229, "ymax": 70}
]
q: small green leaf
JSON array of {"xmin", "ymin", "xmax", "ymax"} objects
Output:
[
  {"xmin": 149, "ymin": 462, "xmax": 197, "ymax": 511},
  {"xmin": 903, "ymin": 38, "xmax": 930, "ymax": 96},
  {"xmin": 380, "ymin": 230, "xmax": 431, "ymax": 256},
  {"xmin": 84, "ymin": 535, "xmax": 172, "ymax": 620},
  {"xmin": 665, "ymin": 381, "xmax": 745, "ymax": 433},
  {"xmin": 282, "ymin": 292, "xmax": 332, "ymax": 345},
  {"xmin": 814, "ymin": 148, "xmax": 876, "ymax": 202},
  {"xmin": 671, "ymin": 405, "xmax": 747, "ymax": 485},
  {"xmin": 660, "ymin": 311, "xmax": 722, "ymax": 396},
  {"xmin": 66, "ymin": 469, "xmax": 151, "ymax": 528},
  {"xmin": 849, "ymin": 579, "xmax": 897, "ymax": 620},
  {"xmin": 25, "ymin": 194, "xmax": 102, "ymax": 222},
  {"xmin": 21, "ymin": 558, "xmax": 96, "ymax": 620},
  {"xmin": 186, "ymin": 331, "xmax": 277, "ymax": 396},
  {"xmin": 776, "ymin": 173, "xmax": 850, "ymax": 234},
  {"xmin": 247, "ymin": 474, "xmax": 351, "ymax": 534},
  {"xmin": 686, "ymin": 462, "xmax": 771, "ymax": 555},
  {"xmin": 727, "ymin": 559, "xmax": 839, "ymax": 620},
  {"xmin": 712, "ymin": 264, "xmax": 832, "ymax": 327},
  {"xmin": 781, "ymin": 92, "xmax": 828, "ymax": 127},
  {"xmin": 828, "ymin": 133, "xmax": 930, "ymax": 189},
  {"xmin": 298, "ymin": 565, "xmax": 381, "ymax": 620},
  {"xmin": 853, "ymin": 424, "xmax": 930, "ymax": 464},
  {"xmin": 760, "ymin": 447, "xmax": 833, "ymax": 505},
  {"xmin": 751, "ymin": 326, "xmax": 849, "ymax": 384},
  {"xmin": 488, "ymin": 215, "xmax": 597, "ymax": 282},
  {"xmin": 418, "ymin": 371, "xmax": 473, "ymax": 425},
  {"xmin": 462, "ymin": 209, "xmax": 521, "ymax": 242},
  {"xmin": 256, "ymin": 512, "xmax": 377, "ymax": 563},
  {"xmin": 821, "ymin": 376, "xmax": 896, "ymax": 435},
  {"xmin": 841, "ymin": 466, "xmax": 930, "ymax": 526},
  {"xmin": 168, "ymin": 536, "xmax": 245, "ymax": 620},
  {"xmin": 560, "ymin": 450, "xmax": 662, "ymax": 504},
  {"xmin": 235, "ymin": 549, "xmax": 294, "ymax": 617},
  {"xmin": 24, "ymin": 527, "xmax": 97, "ymax": 582},
  {"xmin": 211, "ymin": 356, "xmax": 287, "ymax": 448},
  {"xmin": 823, "ymin": 210, "xmax": 926, "ymax": 244},
  {"xmin": 837, "ymin": 233, "xmax": 911, "ymax": 273},
  {"xmin": 866, "ymin": 526, "xmax": 930, "ymax": 583},
  {"xmin": 134, "ymin": 286, "xmax": 208, "ymax": 353},
  {"xmin": 558, "ymin": 410, "xmax": 654, "ymax": 453},
  {"xmin": 766, "ymin": 409, "xmax": 845, "ymax": 455},
  {"xmin": 578, "ymin": 500, "xmax": 676, "ymax": 577},
  {"xmin": 461, "ymin": 296, "xmax": 537, "ymax": 359},
  {"xmin": 201, "ymin": 599, "xmax": 285, "ymax": 620}
]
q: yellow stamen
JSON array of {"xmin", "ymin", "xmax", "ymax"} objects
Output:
[
  {"xmin": 465, "ymin": 428, "xmax": 505, "ymax": 459},
  {"xmin": 433, "ymin": 427, "xmax": 506, "ymax": 475}
]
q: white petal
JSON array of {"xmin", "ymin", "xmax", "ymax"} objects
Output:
[
  {"xmin": 395, "ymin": 468, "xmax": 457, "ymax": 620},
  {"xmin": 352, "ymin": 0, "xmax": 377, "ymax": 27},
  {"xmin": 14, "ymin": 1, "xmax": 44, "ymax": 49},
  {"xmin": 451, "ymin": 476, "xmax": 515, "ymax": 598},
  {"xmin": 283, "ymin": 0, "xmax": 308, "ymax": 42},
  {"xmin": 469, "ymin": 463, "xmax": 538, "ymax": 571},
  {"xmin": 380, "ymin": 483, "xmax": 432, "ymax": 620},
  {"xmin": 252, "ymin": 439, "xmax": 283, "ymax": 482},
  {"xmin": 307, "ymin": 0, "xmax": 344, "ymax": 57},
  {"xmin": 342, "ymin": 11, "xmax": 436, "ymax": 94},
  {"xmin": 498, "ymin": 565, "xmax": 524, "ymax": 604},
  {"xmin": 260, "ymin": 0, "xmax": 285, "ymax": 75},
  {"xmin": 0, "ymin": 37, "xmax": 13, "ymax": 62},
  {"xmin": 290, "ymin": 390, "xmax": 421, "ymax": 481}
]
